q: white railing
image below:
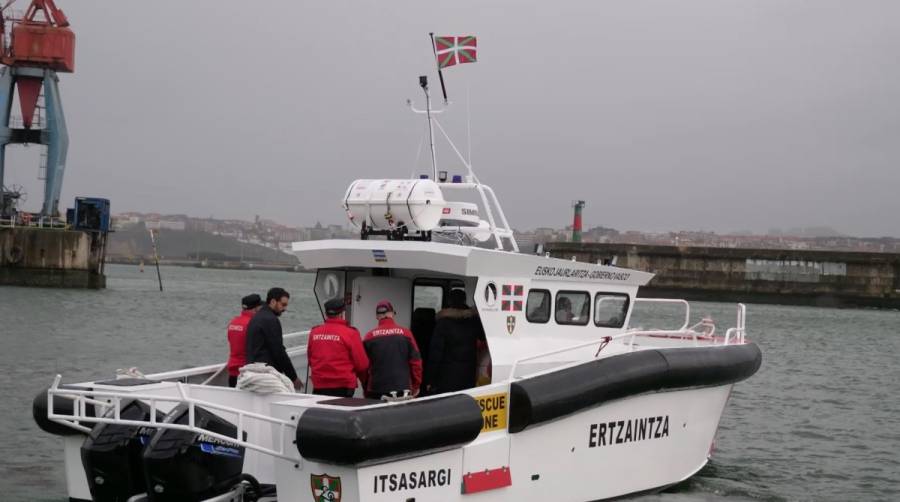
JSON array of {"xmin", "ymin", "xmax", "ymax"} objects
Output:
[
  {"xmin": 45, "ymin": 331, "xmax": 311, "ymax": 461},
  {"xmin": 631, "ymin": 298, "xmax": 691, "ymax": 330},
  {"xmin": 724, "ymin": 303, "xmax": 747, "ymax": 344},
  {"xmin": 508, "ymin": 302, "xmax": 748, "ymax": 380},
  {"xmin": 507, "ymin": 331, "xmax": 639, "ymax": 380},
  {"xmin": 0, "ymin": 215, "xmax": 68, "ymax": 229},
  {"xmin": 146, "ymin": 331, "xmax": 308, "ymax": 384},
  {"xmin": 283, "ymin": 330, "xmax": 309, "ymax": 344},
  {"xmin": 46, "ymin": 375, "xmax": 302, "ymax": 462}
]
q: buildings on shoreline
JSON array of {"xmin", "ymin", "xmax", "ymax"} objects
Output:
[
  {"xmin": 113, "ymin": 212, "xmax": 356, "ymax": 255},
  {"xmin": 112, "ymin": 212, "xmax": 900, "ymax": 258}
]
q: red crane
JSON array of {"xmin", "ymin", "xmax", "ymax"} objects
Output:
[
  {"xmin": 0, "ymin": 0, "xmax": 74, "ymax": 128},
  {"xmin": 0, "ymin": 0, "xmax": 74, "ymax": 216},
  {"xmin": 1, "ymin": 0, "xmax": 74, "ymax": 72}
]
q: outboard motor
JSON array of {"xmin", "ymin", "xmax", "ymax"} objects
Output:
[
  {"xmin": 142, "ymin": 403, "xmax": 246, "ymax": 502},
  {"xmin": 81, "ymin": 400, "xmax": 162, "ymax": 502}
]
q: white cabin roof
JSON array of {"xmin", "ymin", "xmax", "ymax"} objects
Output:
[{"xmin": 292, "ymin": 239, "xmax": 653, "ymax": 287}]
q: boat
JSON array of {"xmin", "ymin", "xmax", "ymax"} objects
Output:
[{"xmin": 32, "ymin": 73, "xmax": 761, "ymax": 502}]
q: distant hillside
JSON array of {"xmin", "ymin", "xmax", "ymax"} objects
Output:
[{"xmin": 108, "ymin": 228, "xmax": 297, "ymax": 264}]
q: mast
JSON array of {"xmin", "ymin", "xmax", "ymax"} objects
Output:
[
  {"xmin": 420, "ymin": 75, "xmax": 438, "ymax": 180},
  {"xmin": 407, "ymin": 75, "xmax": 519, "ymax": 252}
]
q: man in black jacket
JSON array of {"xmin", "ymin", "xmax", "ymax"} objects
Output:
[
  {"xmin": 245, "ymin": 287, "xmax": 303, "ymax": 390},
  {"xmin": 425, "ymin": 289, "xmax": 485, "ymax": 394}
]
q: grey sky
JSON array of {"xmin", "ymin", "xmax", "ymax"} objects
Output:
[{"xmin": 5, "ymin": 0, "xmax": 899, "ymax": 237}]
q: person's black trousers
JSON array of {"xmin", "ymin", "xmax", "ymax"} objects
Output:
[{"xmin": 313, "ymin": 387, "xmax": 355, "ymax": 397}]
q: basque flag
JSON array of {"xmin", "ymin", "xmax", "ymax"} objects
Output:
[{"xmin": 434, "ymin": 36, "xmax": 477, "ymax": 69}]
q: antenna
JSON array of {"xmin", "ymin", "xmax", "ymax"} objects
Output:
[
  {"xmin": 419, "ymin": 75, "xmax": 438, "ymax": 181},
  {"xmin": 466, "ymin": 82, "xmax": 472, "ymax": 168},
  {"xmin": 407, "ymin": 77, "xmax": 519, "ymax": 252}
]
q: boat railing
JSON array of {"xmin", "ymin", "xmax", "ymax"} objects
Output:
[
  {"xmin": 145, "ymin": 330, "xmax": 309, "ymax": 384},
  {"xmin": 284, "ymin": 330, "xmax": 309, "ymax": 344},
  {"xmin": 508, "ymin": 303, "xmax": 748, "ymax": 380},
  {"xmin": 46, "ymin": 375, "xmax": 303, "ymax": 462},
  {"xmin": 507, "ymin": 331, "xmax": 642, "ymax": 380},
  {"xmin": 631, "ymin": 298, "xmax": 691, "ymax": 330},
  {"xmin": 724, "ymin": 303, "xmax": 747, "ymax": 344}
]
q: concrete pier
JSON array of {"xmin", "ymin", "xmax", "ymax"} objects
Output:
[
  {"xmin": 545, "ymin": 242, "xmax": 900, "ymax": 308},
  {"xmin": 0, "ymin": 226, "xmax": 106, "ymax": 288}
]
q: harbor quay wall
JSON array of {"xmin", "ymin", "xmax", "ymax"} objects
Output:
[
  {"xmin": 544, "ymin": 242, "xmax": 900, "ymax": 308},
  {"xmin": 0, "ymin": 227, "xmax": 106, "ymax": 288}
]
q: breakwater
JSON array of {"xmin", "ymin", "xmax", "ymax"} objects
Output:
[
  {"xmin": 106, "ymin": 256, "xmax": 305, "ymax": 272},
  {"xmin": 0, "ymin": 226, "xmax": 106, "ymax": 288},
  {"xmin": 545, "ymin": 242, "xmax": 900, "ymax": 308}
]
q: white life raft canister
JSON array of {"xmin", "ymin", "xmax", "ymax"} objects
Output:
[{"xmin": 343, "ymin": 179, "xmax": 446, "ymax": 232}]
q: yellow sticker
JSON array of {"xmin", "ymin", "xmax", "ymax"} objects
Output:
[{"xmin": 476, "ymin": 392, "xmax": 508, "ymax": 432}]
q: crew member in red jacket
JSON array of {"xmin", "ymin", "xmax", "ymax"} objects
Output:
[
  {"xmin": 226, "ymin": 294, "xmax": 262, "ymax": 387},
  {"xmin": 363, "ymin": 300, "xmax": 423, "ymax": 399},
  {"xmin": 307, "ymin": 298, "xmax": 369, "ymax": 397}
]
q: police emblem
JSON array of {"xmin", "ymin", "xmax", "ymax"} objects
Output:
[
  {"xmin": 310, "ymin": 474, "xmax": 341, "ymax": 502},
  {"xmin": 506, "ymin": 315, "xmax": 516, "ymax": 335}
]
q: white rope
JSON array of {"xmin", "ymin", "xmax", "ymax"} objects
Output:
[
  {"xmin": 115, "ymin": 367, "xmax": 146, "ymax": 379},
  {"xmin": 235, "ymin": 363, "xmax": 294, "ymax": 394}
]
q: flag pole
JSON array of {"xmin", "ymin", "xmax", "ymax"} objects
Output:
[
  {"xmin": 429, "ymin": 32, "xmax": 449, "ymax": 104},
  {"xmin": 419, "ymin": 75, "xmax": 439, "ymax": 181}
]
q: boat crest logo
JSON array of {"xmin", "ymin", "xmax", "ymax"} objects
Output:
[
  {"xmin": 506, "ymin": 315, "xmax": 516, "ymax": 335},
  {"xmin": 311, "ymin": 474, "xmax": 341, "ymax": 502}
]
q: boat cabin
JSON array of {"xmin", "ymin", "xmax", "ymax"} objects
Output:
[{"xmin": 295, "ymin": 238, "xmax": 654, "ymax": 383}]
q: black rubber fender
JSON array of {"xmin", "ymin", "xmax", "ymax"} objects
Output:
[
  {"xmin": 297, "ymin": 394, "xmax": 483, "ymax": 465},
  {"xmin": 508, "ymin": 349, "xmax": 670, "ymax": 433},
  {"xmin": 508, "ymin": 343, "xmax": 762, "ymax": 433},
  {"xmin": 32, "ymin": 386, "xmax": 95, "ymax": 436},
  {"xmin": 659, "ymin": 343, "xmax": 763, "ymax": 390}
]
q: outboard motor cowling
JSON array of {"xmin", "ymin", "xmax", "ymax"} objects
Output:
[
  {"xmin": 142, "ymin": 403, "xmax": 246, "ymax": 502},
  {"xmin": 81, "ymin": 400, "xmax": 162, "ymax": 502}
]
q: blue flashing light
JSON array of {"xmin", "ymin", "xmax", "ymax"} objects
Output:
[
  {"xmin": 419, "ymin": 174, "xmax": 429, "ymax": 179},
  {"xmin": 452, "ymin": 175, "xmax": 463, "ymax": 183}
]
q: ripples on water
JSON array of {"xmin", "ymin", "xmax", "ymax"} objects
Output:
[{"xmin": 1, "ymin": 265, "xmax": 898, "ymax": 501}]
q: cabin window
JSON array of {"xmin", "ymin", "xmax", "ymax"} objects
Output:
[
  {"xmin": 413, "ymin": 284, "xmax": 444, "ymax": 312},
  {"xmin": 594, "ymin": 293, "xmax": 630, "ymax": 328},
  {"xmin": 555, "ymin": 291, "xmax": 590, "ymax": 325},
  {"xmin": 526, "ymin": 289, "xmax": 551, "ymax": 323}
]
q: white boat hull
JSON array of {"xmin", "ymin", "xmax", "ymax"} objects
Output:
[
  {"xmin": 38, "ymin": 317, "xmax": 757, "ymax": 502},
  {"xmin": 264, "ymin": 385, "xmax": 730, "ymax": 502}
]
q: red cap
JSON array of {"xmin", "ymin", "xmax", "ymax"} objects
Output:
[{"xmin": 375, "ymin": 300, "xmax": 394, "ymax": 314}]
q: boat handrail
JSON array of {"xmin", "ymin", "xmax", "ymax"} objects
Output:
[
  {"xmin": 725, "ymin": 303, "xmax": 747, "ymax": 344},
  {"xmin": 724, "ymin": 327, "xmax": 742, "ymax": 345},
  {"xmin": 46, "ymin": 374, "xmax": 302, "ymax": 462},
  {"xmin": 507, "ymin": 331, "xmax": 644, "ymax": 380},
  {"xmin": 143, "ymin": 331, "xmax": 309, "ymax": 383},
  {"xmin": 631, "ymin": 298, "xmax": 691, "ymax": 330},
  {"xmin": 508, "ymin": 304, "xmax": 748, "ymax": 380},
  {"xmin": 283, "ymin": 330, "xmax": 309, "ymax": 342}
]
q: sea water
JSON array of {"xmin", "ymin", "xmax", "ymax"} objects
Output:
[{"xmin": 1, "ymin": 264, "xmax": 898, "ymax": 501}]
